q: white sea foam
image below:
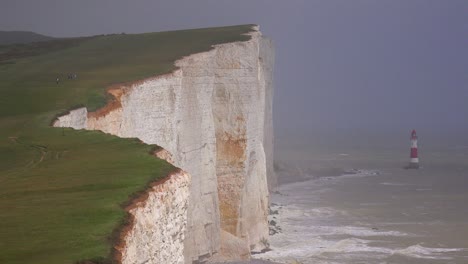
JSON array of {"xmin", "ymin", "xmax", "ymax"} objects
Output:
[
  {"xmin": 259, "ymin": 232, "xmax": 465, "ymax": 263},
  {"xmin": 380, "ymin": 182, "xmax": 411, "ymax": 186},
  {"xmin": 317, "ymin": 226, "xmax": 408, "ymax": 237},
  {"xmin": 395, "ymin": 245, "xmax": 466, "ymax": 259},
  {"xmin": 258, "ymin": 237, "xmax": 390, "ymax": 263},
  {"xmin": 416, "ymin": 188, "xmax": 433, "ymax": 191},
  {"xmin": 259, "ymin": 168, "xmax": 467, "ymax": 263},
  {"xmin": 339, "ymin": 169, "xmax": 380, "ymax": 178},
  {"xmin": 359, "ymin": 202, "xmax": 385, "ymax": 206}
]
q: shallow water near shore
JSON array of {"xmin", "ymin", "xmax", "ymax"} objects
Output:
[{"xmin": 257, "ymin": 142, "xmax": 468, "ymax": 263}]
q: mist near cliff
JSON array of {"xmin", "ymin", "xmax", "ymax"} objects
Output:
[{"xmin": 1, "ymin": 0, "xmax": 467, "ymax": 146}]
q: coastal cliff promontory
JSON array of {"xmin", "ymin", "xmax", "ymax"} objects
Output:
[{"xmin": 53, "ymin": 26, "xmax": 275, "ymax": 263}]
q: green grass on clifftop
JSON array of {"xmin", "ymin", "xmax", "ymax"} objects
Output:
[{"xmin": 0, "ymin": 24, "xmax": 254, "ymax": 264}]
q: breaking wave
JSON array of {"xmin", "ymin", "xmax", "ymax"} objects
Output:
[
  {"xmin": 257, "ymin": 169, "xmax": 468, "ymax": 263},
  {"xmin": 395, "ymin": 245, "xmax": 466, "ymax": 260}
]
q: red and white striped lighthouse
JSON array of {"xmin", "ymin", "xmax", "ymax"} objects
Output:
[{"xmin": 408, "ymin": 129, "xmax": 419, "ymax": 169}]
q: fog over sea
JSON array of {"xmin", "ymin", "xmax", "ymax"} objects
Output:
[{"xmin": 256, "ymin": 133, "xmax": 468, "ymax": 264}]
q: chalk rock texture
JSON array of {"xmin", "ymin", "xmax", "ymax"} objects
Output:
[
  {"xmin": 53, "ymin": 107, "xmax": 87, "ymax": 129},
  {"xmin": 120, "ymin": 170, "xmax": 190, "ymax": 264},
  {"xmin": 53, "ymin": 26, "xmax": 275, "ymax": 263}
]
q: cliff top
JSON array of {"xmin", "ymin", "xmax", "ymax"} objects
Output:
[{"xmin": 0, "ymin": 24, "xmax": 255, "ymax": 264}]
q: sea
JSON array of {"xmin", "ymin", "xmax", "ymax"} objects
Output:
[{"xmin": 256, "ymin": 136, "xmax": 468, "ymax": 264}]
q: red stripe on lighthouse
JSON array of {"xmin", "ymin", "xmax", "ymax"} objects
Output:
[
  {"xmin": 411, "ymin": 147, "xmax": 418, "ymax": 158},
  {"xmin": 407, "ymin": 129, "xmax": 419, "ymax": 169}
]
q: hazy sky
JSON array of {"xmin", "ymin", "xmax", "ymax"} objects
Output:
[{"xmin": 2, "ymin": 0, "xmax": 467, "ymax": 143}]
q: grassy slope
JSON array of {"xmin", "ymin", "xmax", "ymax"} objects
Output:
[
  {"xmin": 0, "ymin": 25, "xmax": 253, "ymax": 264},
  {"xmin": 0, "ymin": 37, "xmax": 93, "ymax": 63}
]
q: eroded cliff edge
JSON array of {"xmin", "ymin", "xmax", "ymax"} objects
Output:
[
  {"xmin": 116, "ymin": 169, "xmax": 191, "ymax": 264},
  {"xmin": 53, "ymin": 26, "xmax": 275, "ymax": 263}
]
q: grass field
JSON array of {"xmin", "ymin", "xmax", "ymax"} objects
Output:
[{"xmin": 0, "ymin": 24, "xmax": 253, "ymax": 264}]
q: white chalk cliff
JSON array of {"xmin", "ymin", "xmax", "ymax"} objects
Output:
[
  {"xmin": 118, "ymin": 169, "xmax": 191, "ymax": 264},
  {"xmin": 53, "ymin": 26, "xmax": 275, "ymax": 264}
]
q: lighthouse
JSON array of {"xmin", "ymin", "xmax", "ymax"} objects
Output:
[{"xmin": 407, "ymin": 129, "xmax": 419, "ymax": 169}]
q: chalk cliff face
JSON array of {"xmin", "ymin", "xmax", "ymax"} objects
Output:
[
  {"xmin": 53, "ymin": 26, "xmax": 275, "ymax": 263},
  {"xmin": 119, "ymin": 170, "xmax": 190, "ymax": 264}
]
